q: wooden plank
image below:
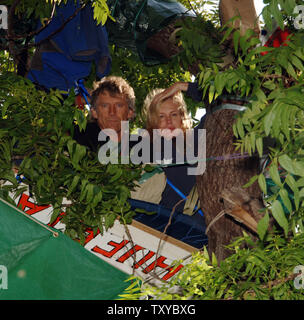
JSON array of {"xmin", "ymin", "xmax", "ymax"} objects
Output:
[{"xmin": 131, "ymin": 219, "xmax": 198, "ymax": 254}]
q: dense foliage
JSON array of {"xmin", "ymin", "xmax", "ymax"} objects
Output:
[
  {"xmin": 122, "ymin": 231, "xmax": 304, "ymax": 300},
  {"xmin": 0, "ymin": 0, "xmax": 198, "ymax": 240},
  {"xmin": 0, "ymin": 72, "xmax": 143, "ymax": 241}
]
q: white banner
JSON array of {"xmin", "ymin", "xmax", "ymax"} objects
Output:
[{"xmin": 11, "ymin": 189, "xmax": 196, "ymax": 282}]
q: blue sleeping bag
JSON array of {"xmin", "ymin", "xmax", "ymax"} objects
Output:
[{"xmin": 129, "ymin": 199, "xmax": 208, "ymax": 249}]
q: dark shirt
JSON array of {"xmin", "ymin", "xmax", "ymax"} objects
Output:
[
  {"xmin": 73, "ymin": 122, "xmax": 101, "ymax": 153},
  {"xmin": 187, "ymin": 82, "xmax": 203, "ymax": 102},
  {"xmin": 158, "ymin": 82, "xmax": 205, "ymax": 212}
]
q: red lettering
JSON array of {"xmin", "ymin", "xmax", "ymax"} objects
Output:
[
  {"xmin": 142, "ymin": 256, "xmax": 168, "ymax": 274},
  {"xmin": 162, "ymin": 264, "xmax": 184, "ymax": 281},
  {"xmin": 48, "ymin": 211, "xmax": 65, "ymax": 228},
  {"xmin": 142, "ymin": 256, "xmax": 184, "ymax": 281},
  {"xmin": 116, "ymin": 245, "xmax": 143, "ymax": 263},
  {"xmin": 17, "ymin": 193, "xmax": 50, "ymax": 215},
  {"xmin": 92, "ymin": 240, "xmax": 129, "ymax": 258},
  {"xmin": 133, "ymin": 251, "xmax": 155, "ymax": 269},
  {"xmin": 83, "ymin": 227, "xmax": 100, "ymax": 245}
]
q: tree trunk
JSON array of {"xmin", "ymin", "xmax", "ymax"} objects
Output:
[
  {"xmin": 219, "ymin": 0, "xmax": 260, "ymax": 36},
  {"xmin": 196, "ymin": 107, "xmax": 263, "ymax": 262}
]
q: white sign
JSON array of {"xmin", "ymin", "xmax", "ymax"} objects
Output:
[
  {"xmin": 11, "ymin": 189, "xmax": 195, "ymax": 283},
  {"xmin": 0, "ymin": 265, "xmax": 8, "ymax": 290},
  {"xmin": 294, "ymin": 5, "xmax": 304, "ymax": 30},
  {"xmin": 0, "ymin": 5, "xmax": 8, "ymax": 30},
  {"xmin": 294, "ymin": 265, "xmax": 304, "ymax": 289}
]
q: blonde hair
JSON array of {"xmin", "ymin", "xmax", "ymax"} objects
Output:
[{"xmin": 143, "ymin": 88, "xmax": 192, "ymax": 135}]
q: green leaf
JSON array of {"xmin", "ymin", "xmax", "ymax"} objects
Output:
[
  {"xmin": 214, "ymin": 73, "xmax": 225, "ymax": 96},
  {"xmin": 211, "ymin": 252, "xmax": 218, "ymax": 267},
  {"xmin": 271, "ymin": 0, "xmax": 284, "ymax": 29},
  {"xmin": 285, "ymin": 174, "xmax": 300, "ymax": 210},
  {"xmin": 72, "ymin": 144, "xmax": 86, "ymax": 166},
  {"xmin": 299, "ymin": 187, "xmax": 304, "ymax": 199},
  {"xmin": 242, "ymin": 174, "xmax": 258, "ymax": 188},
  {"xmin": 257, "ymin": 212, "xmax": 269, "ymax": 240},
  {"xmin": 233, "ymin": 30, "xmax": 240, "ymax": 55},
  {"xmin": 262, "ymin": 80, "xmax": 276, "ymax": 91},
  {"xmin": 256, "ymin": 137, "xmax": 263, "ymax": 158},
  {"xmin": 92, "ymin": 189, "xmax": 103, "ymax": 207},
  {"xmin": 279, "ymin": 188, "xmax": 293, "ymax": 213},
  {"xmin": 92, "ymin": 0, "xmax": 110, "ymax": 25},
  {"xmin": 258, "ymin": 173, "xmax": 267, "ymax": 195},
  {"xmin": 263, "ymin": 107, "xmax": 276, "ymax": 136},
  {"xmin": 297, "ymin": 177, "xmax": 304, "ymax": 187},
  {"xmin": 220, "ymin": 26, "xmax": 234, "ymax": 44},
  {"xmin": 271, "ymin": 199, "xmax": 289, "ymax": 236},
  {"xmin": 286, "ymin": 62, "xmax": 297, "ymax": 79},
  {"xmin": 116, "ymin": 185, "xmax": 130, "ymax": 205},
  {"xmin": 279, "ymin": 0, "xmax": 296, "ymax": 15},
  {"xmin": 280, "ymin": 106, "xmax": 290, "ymax": 140},
  {"xmin": 67, "ymin": 139, "xmax": 75, "ymax": 157},
  {"xmin": 105, "ymin": 212, "xmax": 117, "ymax": 230},
  {"xmin": 285, "ymin": 174, "xmax": 298, "ymax": 194},
  {"xmin": 134, "ymin": 208, "xmax": 156, "ymax": 215},
  {"xmin": 290, "ymin": 54, "xmax": 304, "ymax": 72},
  {"xmin": 67, "ymin": 175, "xmax": 80, "ymax": 197},
  {"xmin": 109, "ymin": 168, "xmax": 123, "ymax": 183},
  {"xmin": 2, "ymin": 101, "xmax": 9, "ymax": 118},
  {"xmin": 236, "ymin": 118, "xmax": 245, "ymax": 138},
  {"xmin": 268, "ymin": 163, "xmax": 282, "ymax": 187},
  {"xmin": 85, "ymin": 184, "xmax": 94, "ymax": 203},
  {"xmin": 279, "ymin": 155, "xmax": 304, "ymax": 176},
  {"xmin": 208, "ymin": 84, "xmax": 215, "ymax": 103}
]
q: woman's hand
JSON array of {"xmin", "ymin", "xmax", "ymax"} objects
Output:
[{"xmin": 152, "ymin": 82, "xmax": 189, "ymax": 105}]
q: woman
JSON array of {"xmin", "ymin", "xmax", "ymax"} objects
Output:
[
  {"xmin": 141, "ymin": 85, "xmax": 205, "ymax": 216},
  {"xmin": 142, "ymin": 87, "xmax": 198, "ymax": 168},
  {"xmin": 143, "ymin": 87, "xmax": 192, "ymax": 140},
  {"xmin": 130, "ymin": 84, "xmax": 207, "ymax": 249}
]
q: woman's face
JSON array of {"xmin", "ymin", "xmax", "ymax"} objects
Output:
[{"xmin": 157, "ymin": 98, "xmax": 183, "ymax": 132}]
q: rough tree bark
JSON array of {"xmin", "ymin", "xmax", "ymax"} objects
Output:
[
  {"xmin": 195, "ymin": 107, "xmax": 264, "ymax": 262},
  {"xmin": 193, "ymin": 0, "xmax": 263, "ymax": 262}
]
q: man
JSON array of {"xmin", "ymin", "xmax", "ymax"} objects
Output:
[{"xmin": 73, "ymin": 76, "xmax": 135, "ymax": 152}]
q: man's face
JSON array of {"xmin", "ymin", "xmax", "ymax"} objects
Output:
[{"xmin": 91, "ymin": 91, "xmax": 134, "ymax": 137}]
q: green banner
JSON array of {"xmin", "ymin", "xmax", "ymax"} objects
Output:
[{"xmin": 0, "ymin": 198, "xmax": 129, "ymax": 300}]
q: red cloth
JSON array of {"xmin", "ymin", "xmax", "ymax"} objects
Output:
[{"xmin": 261, "ymin": 27, "xmax": 291, "ymax": 56}]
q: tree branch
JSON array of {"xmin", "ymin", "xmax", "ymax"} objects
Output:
[
  {"xmin": 225, "ymin": 271, "xmax": 301, "ymax": 299},
  {"xmin": 5, "ymin": 1, "xmax": 56, "ymax": 41},
  {"xmin": 7, "ymin": 0, "xmax": 21, "ymax": 65},
  {"xmin": 5, "ymin": 2, "xmax": 86, "ymax": 48}
]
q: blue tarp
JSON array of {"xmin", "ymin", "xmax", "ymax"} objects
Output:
[
  {"xmin": 28, "ymin": 0, "xmax": 111, "ymax": 92},
  {"xmin": 130, "ymin": 199, "xmax": 208, "ymax": 249}
]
